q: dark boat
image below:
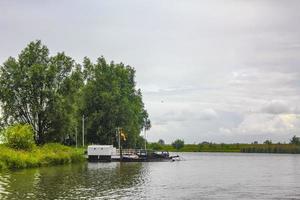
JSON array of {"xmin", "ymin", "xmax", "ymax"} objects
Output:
[
  {"xmin": 87, "ymin": 145, "xmax": 180, "ymax": 162},
  {"xmin": 112, "ymin": 149, "xmax": 180, "ymax": 162}
]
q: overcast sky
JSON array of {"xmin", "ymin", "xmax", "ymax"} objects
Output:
[{"xmin": 1, "ymin": 0, "xmax": 300, "ymax": 143}]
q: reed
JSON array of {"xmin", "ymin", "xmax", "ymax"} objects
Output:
[
  {"xmin": 0, "ymin": 143, "xmax": 85, "ymax": 170},
  {"xmin": 149, "ymin": 143, "xmax": 300, "ymax": 154}
]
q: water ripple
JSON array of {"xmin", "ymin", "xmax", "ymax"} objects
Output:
[{"xmin": 0, "ymin": 153, "xmax": 300, "ymax": 199}]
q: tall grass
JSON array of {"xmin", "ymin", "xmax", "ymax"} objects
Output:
[
  {"xmin": 240, "ymin": 144, "xmax": 300, "ymax": 154},
  {"xmin": 149, "ymin": 143, "xmax": 300, "ymax": 154},
  {"xmin": 0, "ymin": 143, "xmax": 85, "ymax": 170}
]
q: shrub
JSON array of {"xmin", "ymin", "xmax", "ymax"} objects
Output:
[
  {"xmin": 290, "ymin": 135, "xmax": 300, "ymax": 145},
  {"xmin": 0, "ymin": 143, "xmax": 84, "ymax": 170},
  {"xmin": 37, "ymin": 143, "xmax": 84, "ymax": 166},
  {"xmin": 0, "ymin": 161, "xmax": 5, "ymax": 170},
  {"xmin": 149, "ymin": 142, "xmax": 163, "ymax": 150},
  {"xmin": 158, "ymin": 139, "xmax": 165, "ymax": 146},
  {"xmin": 263, "ymin": 140, "xmax": 272, "ymax": 145},
  {"xmin": 172, "ymin": 139, "xmax": 184, "ymax": 150},
  {"xmin": 1, "ymin": 124, "xmax": 36, "ymax": 150}
]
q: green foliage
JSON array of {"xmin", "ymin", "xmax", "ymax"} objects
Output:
[
  {"xmin": 158, "ymin": 139, "xmax": 165, "ymax": 145},
  {"xmin": 148, "ymin": 142, "xmax": 163, "ymax": 150},
  {"xmin": 148, "ymin": 139, "xmax": 166, "ymax": 150},
  {"xmin": 80, "ymin": 57, "xmax": 150, "ymax": 147},
  {"xmin": 240, "ymin": 144, "xmax": 300, "ymax": 154},
  {"xmin": 263, "ymin": 140, "xmax": 272, "ymax": 145},
  {"xmin": 0, "ymin": 143, "xmax": 84, "ymax": 170},
  {"xmin": 0, "ymin": 161, "xmax": 6, "ymax": 170},
  {"xmin": 1, "ymin": 124, "xmax": 35, "ymax": 150},
  {"xmin": 135, "ymin": 135, "xmax": 147, "ymax": 149},
  {"xmin": 153, "ymin": 142, "xmax": 300, "ymax": 154},
  {"xmin": 0, "ymin": 40, "xmax": 149, "ymax": 147},
  {"xmin": 290, "ymin": 135, "xmax": 300, "ymax": 145},
  {"xmin": 37, "ymin": 143, "xmax": 84, "ymax": 164},
  {"xmin": 172, "ymin": 139, "xmax": 185, "ymax": 150},
  {"xmin": 196, "ymin": 143, "xmax": 241, "ymax": 152},
  {"xmin": 0, "ymin": 40, "xmax": 83, "ymax": 144}
]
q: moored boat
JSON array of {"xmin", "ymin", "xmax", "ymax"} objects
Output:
[{"xmin": 87, "ymin": 145, "xmax": 180, "ymax": 162}]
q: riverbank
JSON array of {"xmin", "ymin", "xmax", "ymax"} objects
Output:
[
  {"xmin": 149, "ymin": 143, "xmax": 300, "ymax": 154},
  {"xmin": 0, "ymin": 143, "xmax": 85, "ymax": 170}
]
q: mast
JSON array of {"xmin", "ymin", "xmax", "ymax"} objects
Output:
[
  {"xmin": 144, "ymin": 127, "xmax": 147, "ymax": 150},
  {"xmin": 117, "ymin": 127, "xmax": 122, "ymax": 160},
  {"xmin": 82, "ymin": 115, "xmax": 85, "ymax": 147}
]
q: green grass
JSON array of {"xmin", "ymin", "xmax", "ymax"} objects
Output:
[
  {"xmin": 149, "ymin": 143, "xmax": 300, "ymax": 154},
  {"xmin": 0, "ymin": 143, "xmax": 85, "ymax": 170},
  {"xmin": 240, "ymin": 144, "xmax": 300, "ymax": 153}
]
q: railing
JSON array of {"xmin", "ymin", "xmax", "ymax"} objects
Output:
[{"xmin": 115, "ymin": 149, "xmax": 150, "ymax": 156}]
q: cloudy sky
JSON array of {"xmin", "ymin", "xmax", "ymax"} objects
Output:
[{"xmin": 1, "ymin": 0, "xmax": 300, "ymax": 143}]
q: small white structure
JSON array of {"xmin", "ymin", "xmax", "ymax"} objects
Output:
[
  {"xmin": 88, "ymin": 145, "xmax": 114, "ymax": 161},
  {"xmin": 111, "ymin": 147, "xmax": 117, "ymax": 155}
]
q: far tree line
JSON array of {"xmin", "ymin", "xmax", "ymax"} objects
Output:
[
  {"xmin": 150, "ymin": 136, "xmax": 300, "ymax": 150},
  {"xmin": 0, "ymin": 40, "xmax": 150, "ymax": 148}
]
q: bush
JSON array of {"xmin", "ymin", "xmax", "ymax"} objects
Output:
[
  {"xmin": 172, "ymin": 139, "xmax": 184, "ymax": 150},
  {"xmin": 0, "ymin": 143, "xmax": 84, "ymax": 170},
  {"xmin": 1, "ymin": 124, "xmax": 36, "ymax": 150},
  {"xmin": 0, "ymin": 145, "xmax": 39, "ymax": 169},
  {"xmin": 158, "ymin": 139, "xmax": 165, "ymax": 146},
  {"xmin": 0, "ymin": 161, "xmax": 5, "ymax": 170},
  {"xmin": 290, "ymin": 135, "xmax": 300, "ymax": 145},
  {"xmin": 38, "ymin": 143, "xmax": 84, "ymax": 165},
  {"xmin": 263, "ymin": 140, "xmax": 272, "ymax": 145},
  {"xmin": 149, "ymin": 142, "xmax": 163, "ymax": 150}
]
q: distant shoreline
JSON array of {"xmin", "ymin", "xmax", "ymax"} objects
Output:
[{"xmin": 149, "ymin": 143, "xmax": 300, "ymax": 154}]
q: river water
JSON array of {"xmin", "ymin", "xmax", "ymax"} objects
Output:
[{"xmin": 0, "ymin": 153, "xmax": 300, "ymax": 199}]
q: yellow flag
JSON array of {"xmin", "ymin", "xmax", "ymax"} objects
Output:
[{"xmin": 121, "ymin": 130, "xmax": 126, "ymax": 141}]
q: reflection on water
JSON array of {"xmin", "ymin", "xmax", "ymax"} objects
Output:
[
  {"xmin": 1, "ymin": 153, "xmax": 300, "ymax": 199},
  {"xmin": 0, "ymin": 162, "xmax": 146, "ymax": 200}
]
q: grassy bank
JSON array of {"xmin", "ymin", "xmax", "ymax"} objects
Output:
[
  {"xmin": 0, "ymin": 143, "xmax": 85, "ymax": 170},
  {"xmin": 149, "ymin": 143, "xmax": 300, "ymax": 154}
]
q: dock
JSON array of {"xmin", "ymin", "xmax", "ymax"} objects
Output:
[{"xmin": 87, "ymin": 145, "xmax": 179, "ymax": 162}]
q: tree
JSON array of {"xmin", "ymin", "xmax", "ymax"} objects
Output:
[
  {"xmin": 158, "ymin": 139, "xmax": 165, "ymax": 145},
  {"xmin": 149, "ymin": 142, "xmax": 162, "ymax": 150},
  {"xmin": 135, "ymin": 135, "xmax": 147, "ymax": 149},
  {"xmin": 172, "ymin": 139, "xmax": 184, "ymax": 150},
  {"xmin": 0, "ymin": 40, "xmax": 149, "ymax": 147},
  {"xmin": 0, "ymin": 41, "xmax": 82, "ymax": 144},
  {"xmin": 290, "ymin": 135, "xmax": 300, "ymax": 145},
  {"xmin": 80, "ymin": 57, "xmax": 150, "ymax": 147},
  {"xmin": 263, "ymin": 140, "xmax": 272, "ymax": 145}
]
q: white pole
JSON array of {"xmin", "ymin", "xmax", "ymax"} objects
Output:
[
  {"xmin": 118, "ymin": 127, "xmax": 123, "ymax": 160},
  {"xmin": 82, "ymin": 115, "xmax": 84, "ymax": 147},
  {"xmin": 144, "ymin": 128, "xmax": 147, "ymax": 150},
  {"xmin": 75, "ymin": 127, "xmax": 78, "ymax": 148},
  {"xmin": 118, "ymin": 128, "xmax": 121, "ymax": 150}
]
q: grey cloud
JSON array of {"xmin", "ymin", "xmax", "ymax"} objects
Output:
[
  {"xmin": 1, "ymin": 0, "xmax": 300, "ymax": 143},
  {"xmin": 260, "ymin": 100, "xmax": 300, "ymax": 115},
  {"xmin": 154, "ymin": 108, "xmax": 218, "ymax": 126},
  {"xmin": 197, "ymin": 109, "xmax": 218, "ymax": 121},
  {"xmin": 261, "ymin": 101, "xmax": 291, "ymax": 114}
]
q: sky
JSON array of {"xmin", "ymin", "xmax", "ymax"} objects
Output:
[{"xmin": 1, "ymin": 0, "xmax": 300, "ymax": 143}]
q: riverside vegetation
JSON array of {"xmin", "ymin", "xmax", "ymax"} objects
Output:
[
  {"xmin": 149, "ymin": 136, "xmax": 300, "ymax": 154},
  {"xmin": 0, "ymin": 124, "xmax": 84, "ymax": 170},
  {"xmin": 0, "ymin": 40, "xmax": 149, "ymax": 170},
  {"xmin": 0, "ymin": 40, "xmax": 150, "ymax": 148},
  {"xmin": 1, "ymin": 41, "xmax": 300, "ymax": 171}
]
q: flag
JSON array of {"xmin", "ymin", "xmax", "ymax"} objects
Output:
[{"xmin": 121, "ymin": 130, "xmax": 126, "ymax": 141}]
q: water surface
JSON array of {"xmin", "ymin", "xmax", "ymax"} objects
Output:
[{"xmin": 1, "ymin": 153, "xmax": 300, "ymax": 199}]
